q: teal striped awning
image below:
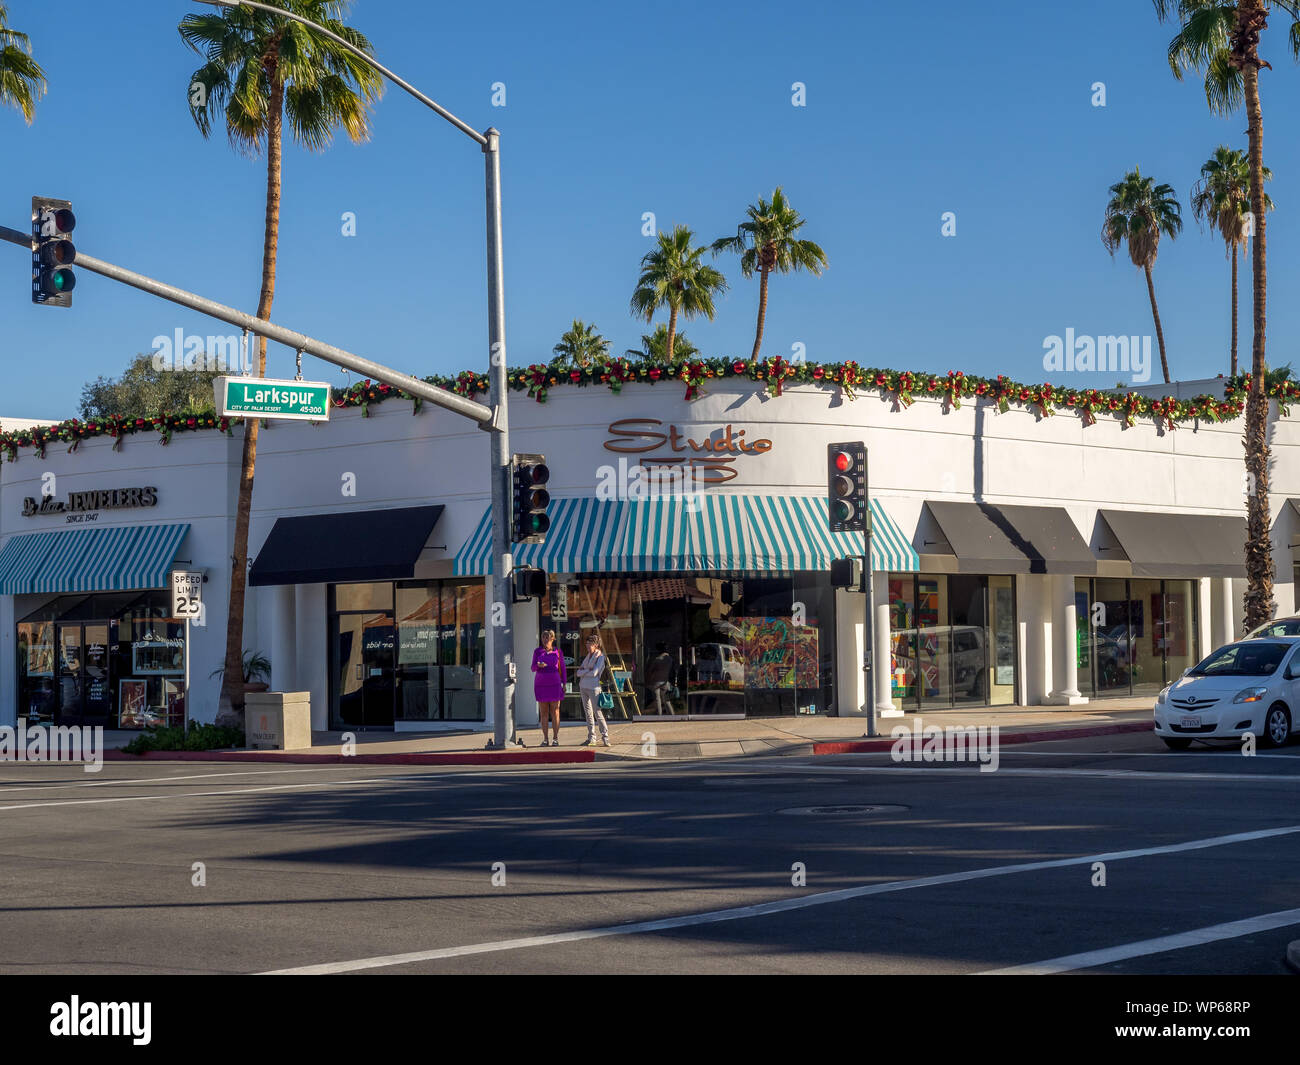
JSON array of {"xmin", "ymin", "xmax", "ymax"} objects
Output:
[
  {"xmin": 454, "ymin": 496, "xmax": 918, "ymax": 576},
  {"xmin": 0, "ymin": 524, "xmax": 190, "ymax": 595}
]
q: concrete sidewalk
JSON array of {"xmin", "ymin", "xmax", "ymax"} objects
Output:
[{"xmin": 102, "ymin": 698, "xmax": 1157, "ymax": 764}]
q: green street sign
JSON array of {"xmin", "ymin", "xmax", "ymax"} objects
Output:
[{"xmin": 214, "ymin": 376, "xmax": 331, "ymax": 421}]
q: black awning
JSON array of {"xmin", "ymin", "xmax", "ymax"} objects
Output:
[
  {"xmin": 1098, "ymin": 509, "xmax": 1245, "ymax": 579},
  {"xmin": 249, "ymin": 505, "xmax": 445, "ymax": 587},
  {"xmin": 923, "ymin": 501, "xmax": 1097, "ymax": 575}
]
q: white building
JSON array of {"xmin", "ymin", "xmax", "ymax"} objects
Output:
[{"xmin": 1, "ymin": 376, "xmax": 1293, "ymax": 734}]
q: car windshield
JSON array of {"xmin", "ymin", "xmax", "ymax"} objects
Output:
[
  {"xmin": 1245, "ymin": 618, "xmax": 1300, "ymax": 639},
  {"xmin": 1188, "ymin": 641, "xmax": 1289, "ymax": 677}
]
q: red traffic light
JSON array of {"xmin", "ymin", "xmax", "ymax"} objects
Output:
[
  {"xmin": 833, "ymin": 450, "xmax": 853, "ymax": 473},
  {"xmin": 51, "ymin": 208, "xmax": 75, "ymax": 234}
]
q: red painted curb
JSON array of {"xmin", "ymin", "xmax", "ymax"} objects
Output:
[
  {"xmin": 102, "ymin": 748, "xmax": 596, "ymax": 766},
  {"xmin": 812, "ymin": 719, "xmax": 1154, "ymax": 755}
]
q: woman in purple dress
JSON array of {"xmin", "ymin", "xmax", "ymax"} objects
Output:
[{"xmin": 532, "ymin": 629, "xmax": 567, "ymax": 746}]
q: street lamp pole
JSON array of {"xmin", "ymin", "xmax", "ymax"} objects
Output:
[{"xmin": 196, "ymin": 0, "xmax": 517, "ymax": 746}]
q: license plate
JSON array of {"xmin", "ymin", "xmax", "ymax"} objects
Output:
[{"xmin": 1180, "ymin": 716, "xmax": 1201, "ymax": 728}]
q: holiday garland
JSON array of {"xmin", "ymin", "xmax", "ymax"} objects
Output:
[{"xmin": 3, "ymin": 358, "xmax": 1291, "ymax": 462}]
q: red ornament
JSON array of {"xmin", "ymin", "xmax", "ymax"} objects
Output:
[
  {"xmin": 649, "ymin": 368, "xmax": 661, "ymax": 380},
  {"xmin": 733, "ymin": 361, "xmax": 747, "ymax": 374}
]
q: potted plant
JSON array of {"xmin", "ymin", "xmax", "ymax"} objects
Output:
[{"xmin": 211, "ymin": 650, "xmax": 272, "ymax": 695}]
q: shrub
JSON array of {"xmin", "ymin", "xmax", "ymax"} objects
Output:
[{"xmin": 121, "ymin": 721, "xmax": 245, "ymax": 755}]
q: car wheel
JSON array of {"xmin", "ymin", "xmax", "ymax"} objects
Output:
[
  {"xmin": 1161, "ymin": 737, "xmax": 1192, "ymax": 751},
  {"xmin": 1262, "ymin": 704, "xmax": 1292, "ymax": 748}
]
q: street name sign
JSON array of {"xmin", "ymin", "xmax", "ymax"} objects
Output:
[{"xmin": 215, "ymin": 377, "xmax": 331, "ymax": 421}]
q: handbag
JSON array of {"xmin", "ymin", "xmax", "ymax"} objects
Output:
[{"xmin": 597, "ymin": 692, "xmax": 614, "ymax": 710}]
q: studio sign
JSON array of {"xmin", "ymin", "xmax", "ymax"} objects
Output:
[
  {"xmin": 603, "ymin": 418, "xmax": 773, "ymax": 485},
  {"xmin": 23, "ymin": 486, "xmax": 158, "ymax": 518}
]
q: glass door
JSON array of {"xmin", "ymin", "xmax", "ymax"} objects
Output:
[
  {"xmin": 57, "ymin": 623, "xmax": 84, "ymax": 724},
  {"xmin": 683, "ymin": 578, "xmax": 744, "ymax": 716},
  {"xmin": 333, "ymin": 612, "xmax": 396, "ymax": 728},
  {"xmin": 82, "ymin": 622, "xmax": 112, "ymax": 724},
  {"xmin": 636, "ymin": 592, "xmax": 687, "ymax": 716}
]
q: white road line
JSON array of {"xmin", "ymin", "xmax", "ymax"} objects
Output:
[
  {"xmin": 970, "ymin": 750, "xmax": 1297, "ymax": 760},
  {"xmin": 771, "ymin": 764, "xmax": 1300, "ymax": 783},
  {"xmin": 0, "ymin": 777, "xmax": 402, "ymax": 811},
  {"xmin": 981, "ymin": 907, "xmax": 1300, "ymax": 975},
  {"xmin": 0, "ymin": 766, "xmax": 383, "ymax": 794},
  {"xmin": 257, "ymin": 823, "xmax": 1300, "ymax": 975}
]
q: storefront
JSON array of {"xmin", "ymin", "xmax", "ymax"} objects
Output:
[
  {"xmin": 325, "ymin": 578, "xmax": 485, "ymax": 729},
  {"xmin": 0, "ymin": 431, "xmax": 238, "ymax": 729},
  {"xmin": 16, "ymin": 590, "xmax": 187, "ymax": 728},
  {"xmin": 2, "ymin": 373, "xmax": 1293, "ymax": 733}
]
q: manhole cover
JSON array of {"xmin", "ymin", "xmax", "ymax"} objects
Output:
[{"xmin": 778, "ymin": 804, "xmax": 909, "ymax": 816}]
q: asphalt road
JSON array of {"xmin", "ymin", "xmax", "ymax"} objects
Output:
[{"xmin": 0, "ymin": 733, "xmax": 1297, "ymax": 976}]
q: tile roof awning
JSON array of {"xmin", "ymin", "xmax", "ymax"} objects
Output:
[
  {"xmin": 454, "ymin": 495, "xmax": 920, "ymax": 575},
  {"xmin": 1098, "ymin": 509, "xmax": 1246, "ymax": 579},
  {"xmin": 249, "ymin": 505, "xmax": 444, "ymax": 586},
  {"xmin": 922, "ymin": 502, "xmax": 1096, "ymax": 575},
  {"xmin": 0, "ymin": 524, "xmax": 190, "ymax": 595}
]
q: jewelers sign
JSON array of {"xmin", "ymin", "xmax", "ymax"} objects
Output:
[{"xmin": 215, "ymin": 377, "xmax": 331, "ymax": 421}]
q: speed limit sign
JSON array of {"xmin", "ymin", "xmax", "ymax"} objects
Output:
[{"xmin": 171, "ymin": 570, "xmax": 203, "ymax": 620}]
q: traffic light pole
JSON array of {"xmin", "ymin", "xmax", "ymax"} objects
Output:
[
  {"xmin": 0, "ymin": 223, "xmax": 493, "ymax": 424},
  {"xmin": 864, "ymin": 532, "xmax": 877, "ymax": 738},
  {"xmin": 484, "ymin": 130, "xmax": 517, "ymax": 750}
]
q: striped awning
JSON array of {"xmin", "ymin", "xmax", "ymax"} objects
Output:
[
  {"xmin": 454, "ymin": 496, "xmax": 917, "ymax": 575},
  {"xmin": 0, "ymin": 524, "xmax": 190, "ymax": 595}
]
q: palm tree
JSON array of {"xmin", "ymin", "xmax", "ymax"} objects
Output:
[
  {"xmin": 0, "ymin": 3, "xmax": 46, "ymax": 123},
  {"xmin": 552, "ymin": 319, "xmax": 610, "ymax": 368},
  {"xmin": 1101, "ymin": 167, "xmax": 1183, "ymax": 384},
  {"xmin": 1190, "ymin": 145, "xmax": 1273, "ymax": 375},
  {"xmin": 711, "ymin": 187, "xmax": 827, "ymax": 359},
  {"xmin": 630, "ymin": 225, "xmax": 727, "ymax": 364},
  {"xmin": 1154, "ymin": 0, "xmax": 1300, "ymax": 631},
  {"xmin": 180, "ymin": 1, "xmax": 383, "ymax": 725},
  {"xmin": 625, "ymin": 323, "xmax": 699, "ymax": 364}
]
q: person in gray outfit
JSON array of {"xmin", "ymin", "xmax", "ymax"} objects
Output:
[{"xmin": 576, "ymin": 632, "xmax": 611, "ymax": 747}]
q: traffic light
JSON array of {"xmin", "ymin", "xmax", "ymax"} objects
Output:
[
  {"xmin": 511, "ymin": 453, "xmax": 550, "ymax": 543},
  {"xmin": 512, "ymin": 567, "xmax": 547, "ymax": 601},
  {"xmin": 830, "ymin": 557, "xmax": 864, "ymax": 590},
  {"xmin": 827, "ymin": 441, "xmax": 869, "ymax": 533},
  {"xmin": 32, "ymin": 196, "xmax": 76, "ymax": 308}
]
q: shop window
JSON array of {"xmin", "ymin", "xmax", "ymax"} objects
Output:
[{"xmin": 14, "ymin": 593, "xmax": 186, "ymax": 728}]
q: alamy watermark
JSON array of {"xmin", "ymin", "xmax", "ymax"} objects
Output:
[
  {"xmin": 1042, "ymin": 328, "xmax": 1151, "ymax": 384},
  {"xmin": 890, "ymin": 718, "xmax": 1000, "ymax": 772},
  {"xmin": 595, "ymin": 457, "xmax": 707, "ymax": 511},
  {"xmin": 151, "ymin": 328, "xmax": 251, "ymax": 373},
  {"xmin": 0, "ymin": 722, "xmax": 104, "ymax": 773}
]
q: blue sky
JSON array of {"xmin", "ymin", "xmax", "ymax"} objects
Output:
[{"xmin": 2, "ymin": 0, "xmax": 1299, "ymax": 420}]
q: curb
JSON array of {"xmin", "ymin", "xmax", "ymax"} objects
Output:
[
  {"xmin": 102, "ymin": 748, "xmax": 596, "ymax": 766},
  {"xmin": 1287, "ymin": 941, "xmax": 1300, "ymax": 975},
  {"xmin": 813, "ymin": 719, "xmax": 1154, "ymax": 755}
]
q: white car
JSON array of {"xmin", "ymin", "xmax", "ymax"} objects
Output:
[{"xmin": 1153, "ymin": 637, "xmax": 1298, "ymax": 750}]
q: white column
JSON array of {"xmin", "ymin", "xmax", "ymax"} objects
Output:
[
  {"xmin": 295, "ymin": 584, "xmax": 329, "ymax": 731},
  {"xmin": 874, "ymin": 574, "xmax": 901, "ymax": 716},
  {"xmin": 1196, "ymin": 577, "xmax": 1213, "ymax": 660},
  {"xmin": 269, "ymin": 584, "xmax": 296, "ymax": 693},
  {"xmin": 514, "ymin": 598, "xmax": 540, "ymax": 728},
  {"xmin": 834, "ymin": 586, "xmax": 865, "ymax": 717},
  {"xmin": 1215, "ymin": 578, "xmax": 1235, "ymax": 648},
  {"xmin": 1049, "ymin": 574, "xmax": 1086, "ymax": 706}
]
